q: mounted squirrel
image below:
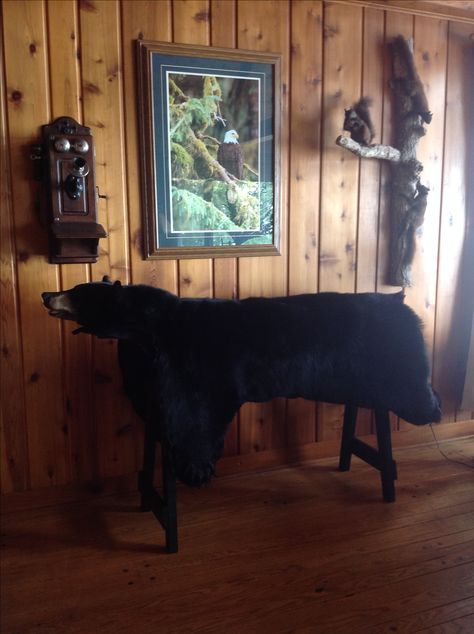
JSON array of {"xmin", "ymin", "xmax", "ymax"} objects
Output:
[
  {"xmin": 391, "ymin": 36, "xmax": 432, "ymax": 125},
  {"xmin": 343, "ymin": 97, "xmax": 375, "ymax": 145}
]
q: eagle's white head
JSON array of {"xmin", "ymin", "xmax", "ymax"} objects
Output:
[{"xmin": 223, "ymin": 129, "xmax": 239, "ymax": 144}]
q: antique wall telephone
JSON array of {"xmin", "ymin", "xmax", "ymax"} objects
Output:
[{"xmin": 31, "ymin": 116, "xmax": 106, "ymax": 263}]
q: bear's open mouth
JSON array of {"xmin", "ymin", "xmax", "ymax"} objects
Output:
[{"xmin": 47, "ymin": 308, "xmax": 75, "ymax": 319}]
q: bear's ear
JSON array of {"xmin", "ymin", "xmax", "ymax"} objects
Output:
[
  {"xmin": 113, "ymin": 280, "xmax": 122, "ymax": 287},
  {"xmin": 102, "ymin": 275, "xmax": 112, "ymax": 284}
]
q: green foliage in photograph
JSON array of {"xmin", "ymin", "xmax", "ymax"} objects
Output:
[{"xmin": 168, "ymin": 72, "xmax": 271, "ymax": 239}]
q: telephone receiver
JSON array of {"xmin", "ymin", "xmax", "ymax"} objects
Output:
[{"xmin": 65, "ymin": 157, "xmax": 90, "ymax": 200}]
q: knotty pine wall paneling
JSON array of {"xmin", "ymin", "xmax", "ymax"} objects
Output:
[
  {"xmin": 398, "ymin": 16, "xmax": 447, "ymax": 433},
  {"xmin": 120, "ymin": 0, "xmax": 175, "ymax": 472},
  {"xmin": 209, "ymin": 0, "xmax": 240, "ymax": 458},
  {"xmin": 47, "ymin": 0, "xmax": 95, "ymax": 483},
  {"xmin": 318, "ymin": 2, "xmax": 363, "ymax": 441},
  {"xmin": 356, "ymin": 8, "xmax": 384, "ymax": 296},
  {"xmin": 1, "ymin": 0, "xmax": 473, "ymax": 495},
  {"xmin": 285, "ymin": 0, "xmax": 323, "ymax": 447},
  {"xmin": 433, "ymin": 20, "xmax": 474, "ymax": 423},
  {"xmin": 376, "ymin": 10, "xmax": 414, "ymax": 435},
  {"xmin": 211, "ymin": 0, "xmax": 239, "ymax": 305},
  {"xmin": 79, "ymin": 0, "xmax": 139, "ymax": 479},
  {"xmin": 173, "ymin": 0, "xmax": 214, "ymax": 300},
  {"xmin": 376, "ymin": 9, "xmax": 413, "ymax": 299},
  {"xmin": 121, "ymin": 0, "xmax": 177, "ymax": 294},
  {"xmin": 3, "ymin": 0, "xmax": 68, "ymax": 489},
  {"xmin": 237, "ymin": 0, "xmax": 291, "ymax": 457},
  {"xmin": 350, "ymin": 6, "xmax": 386, "ymax": 436},
  {"xmin": 0, "ymin": 17, "xmax": 29, "ymax": 493}
]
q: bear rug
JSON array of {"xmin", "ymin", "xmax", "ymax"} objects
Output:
[{"xmin": 42, "ymin": 278, "xmax": 441, "ymax": 486}]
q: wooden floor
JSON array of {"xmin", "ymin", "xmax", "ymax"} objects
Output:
[{"xmin": 1, "ymin": 437, "xmax": 474, "ymax": 634}]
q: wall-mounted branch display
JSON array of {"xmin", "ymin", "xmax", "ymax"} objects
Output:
[{"xmin": 336, "ymin": 36, "xmax": 431, "ymax": 287}]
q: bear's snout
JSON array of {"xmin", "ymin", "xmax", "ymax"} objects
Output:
[
  {"xmin": 42, "ymin": 291, "xmax": 59, "ymax": 307},
  {"xmin": 42, "ymin": 291, "xmax": 76, "ymax": 319}
]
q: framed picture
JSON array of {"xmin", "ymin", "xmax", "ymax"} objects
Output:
[{"xmin": 136, "ymin": 40, "xmax": 281, "ymax": 259}]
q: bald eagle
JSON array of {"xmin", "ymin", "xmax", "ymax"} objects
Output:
[{"xmin": 217, "ymin": 129, "xmax": 244, "ymax": 180}]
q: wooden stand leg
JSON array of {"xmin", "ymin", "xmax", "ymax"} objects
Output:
[
  {"xmin": 138, "ymin": 421, "xmax": 156, "ymax": 512},
  {"xmin": 374, "ymin": 409, "xmax": 397, "ymax": 503},
  {"xmin": 138, "ymin": 423, "xmax": 179, "ymax": 553},
  {"xmin": 338, "ymin": 405, "xmax": 398, "ymax": 503},
  {"xmin": 161, "ymin": 442, "xmax": 178, "ymax": 553},
  {"xmin": 339, "ymin": 404, "xmax": 358, "ymax": 471}
]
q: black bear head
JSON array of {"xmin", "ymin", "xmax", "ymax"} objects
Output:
[{"xmin": 42, "ymin": 276, "xmax": 130, "ymax": 339}]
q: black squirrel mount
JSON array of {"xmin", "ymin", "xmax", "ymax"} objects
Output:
[
  {"xmin": 336, "ymin": 36, "xmax": 432, "ymax": 287},
  {"xmin": 343, "ymin": 96, "xmax": 376, "ymax": 146}
]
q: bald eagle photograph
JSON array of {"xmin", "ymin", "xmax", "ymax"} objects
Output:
[
  {"xmin": 142, "ymin": 42, "xmax": 279, "ymax": 255},
  {"xmin": 167, "ymin": 72, "xmax": 261, "ymax": 234},
  {"xmin": 217, "ymin": 129, "xmax": 244, "ymax": 180}
]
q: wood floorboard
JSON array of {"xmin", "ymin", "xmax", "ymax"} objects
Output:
[
  {"xmin": 414, "ymin": 613, "xmax": 474, "ymax": 634},
  {"xmin": 1, "ymin": 437, "xmax": 473, "ymax": 634},
  {"xmin": 364, "ymin": 598, "xmax": 474, "ymax": 634}
]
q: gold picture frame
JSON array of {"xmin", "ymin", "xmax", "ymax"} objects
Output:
[{"xmin": 136, "ymin": 40, "xmax": 281, "ymax": 259}]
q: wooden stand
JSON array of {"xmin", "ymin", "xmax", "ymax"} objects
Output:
[
  {"xmin": 138, "ymin": 422, "xmax": 178, "ymax": 553},
  {"xmin": 139, "ymin": 404, "xmax": 397, "ymax": 553},
  {"xmin": 339, "ymin": 405, "xmax": 397, "ymax": 503}
]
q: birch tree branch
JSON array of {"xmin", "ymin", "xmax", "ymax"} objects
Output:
[{"xmin": 336, "ymin": 135, "xmax": 401, "ymax": 162}]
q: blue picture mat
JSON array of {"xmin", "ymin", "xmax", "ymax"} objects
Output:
[{"xmin": 151, "ymin": 52, "xmax": 275, "ymax": 249}]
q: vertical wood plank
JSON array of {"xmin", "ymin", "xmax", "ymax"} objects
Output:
[
  {"xmin": 121, "ymin": 0, "xmax": 177, "ymax": 293},
  {"xmin": 368, "ymin": 11, "xmax": 406, "ymax": 436},
  {"xmin": 375, "ymin": 11, "xmax": 413, "ymax": 434},
  {"xmin": 209, "ymin": 0, "xmax": 239, "ymax": 457},
  {"xmin": 399, "ymin": 16, "xmax": 447, "ymax": 432},
  {"xmin": 319, "ymin": 3, "xmax": 361, "ymax": 295},
  {"xmin": 237, "ymin": 0, "xmax": 289, "ymax": 301},
  {"xmin": 172, "ymin": 0, "xmax": 213, "ymax": 299},
  {"xmin": 408, "ymin": 16, "xmax": 447, "ymax": 343},
  {"xmin": 237, "ymin": 0, "xmax": 290, "ymax": 455},
  {"xmin": 79, "ymin": 0, "xmax": 137, "ymax": 478},
  {"xmin": 120, "ymin": 0, "xmax": 174, "ymax": 470},
  {"xmin": 356, "ymin": 7, "xmax": 384, "ymax": 295},
  {"xmin": 179, "ymin": 259, "xmax": 213, "ymax": 298},
  {"xmin": 3, "ymin": 0, "xmax": 69, "ymax": 488},
  {"xmin": 211, "ymin": 0, "xmax": 238, "ymax": 300},
  {"xmin": 0, "ymin": 21, "xmax": 29, "ymax": 493},
  {"xmin": 433, "ymin": 21, "xmax": 473, "ymax": 422},
  {"xmin": 317, "ymin": 2, "xmax": 362, "ymax": 441},
  {"xmin": 46, "ymin": 1, "xmax": 82, "ymax": 118},
  {"xmin": 80, "ymin": 0, "xmax": 130, "ymax": 285},
  {"xmin": 46, "ymin": 0, "xmax": 96, "ymax": 484},
  {"xmin": 286, "ymin": 0, "xmax": 323, "ymax": 447},
  {"xmin": 376, "ymin": 10, "xmax": 413, "ymax": 295},
  {"xmin": 354, "ymin": 6, "xmax": 385, "ymax": 436},
  {"xmin": 288, "ymin": 0, "xmax": 322, "ymax": 297}
]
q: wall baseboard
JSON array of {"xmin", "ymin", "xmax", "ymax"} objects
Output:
[
  {"xmin": 217, "ymin": 419, "xmax": 474, "ymax": 478},
  {"xmin": 2, "ymin": 420, "xmax": 472, "ymax": 515}
]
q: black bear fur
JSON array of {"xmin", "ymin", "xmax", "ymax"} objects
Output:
[{"xmin": 42, "ymin": 279, "xmax": 441, "ymax": 486}]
